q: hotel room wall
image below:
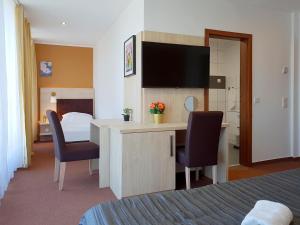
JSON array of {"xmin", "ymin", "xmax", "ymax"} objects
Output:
[
  {"xmin": 144, "ymin": 0, "xmax": 291, "ymax": 163},
  {"xmin": 291, "ymin": 13, "xmax": 300, "ymax": 157},
  {"xmin": 142, "ymin": 88, "xmax": 204, "ymax": 123},
  {"xmin": 93, "ymin": 0, "xmax": 144, "ymax": 119},
  {"xmin": 123, "ymin": 31, "xmax": 205, "ymax": 123},
  {"xmin": 35, "ymin": 44, "xmax": 93, "ymax": 88},
  {"xmin": 35, "ymin": 44, "xmax": 93, "ymax": 120},
  {"xmin": 140, "ymin": 31, "xmax": 205, "ymax": 123},
  {"xmin": 123, "ymin": 32, "xmax": 143, "ymax": 122}
]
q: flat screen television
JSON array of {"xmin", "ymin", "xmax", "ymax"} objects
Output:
[{"xmin": 142, "ymin": 42, "xmax": 210, "ymax": 88}]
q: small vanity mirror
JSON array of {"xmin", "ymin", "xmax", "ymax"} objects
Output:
[{"xmin": 184, "ymin": 96, "xmax": 197, "ymax": 112}]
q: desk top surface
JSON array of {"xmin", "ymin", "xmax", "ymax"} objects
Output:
[
  {"xmin": 91, "ymin": 119, "xmax": 229, "ymax": 134},
  {"xmin": 91, "ymin": 119, "xmax": 128, "ymax": 127}
]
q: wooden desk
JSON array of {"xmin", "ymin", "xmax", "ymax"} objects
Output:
[
  {"xmin": 90, "ymin": 119, "xmax": 133, "ymax": 188},
  {"xmin": 90, "ymin": 120, "xmax": 229, "ymax": 199}
]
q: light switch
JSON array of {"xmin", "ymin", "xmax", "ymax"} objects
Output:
[
  {"xmin": 282, "ymin": 97, "xmax": 288, "ymax": 109},
  {"xmin": 282, "ymin": 66, "xmax": 289, "ymax": 75},
  {"xmin": 253, "ymin": 97, "xmax": 260, "ymax": 104}
]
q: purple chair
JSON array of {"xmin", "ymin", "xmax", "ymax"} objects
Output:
[
  {"xmin": 46, "ymin": 110, "xmax": 99, "ymax": 190},
  {"xmin": 176, "ymin": 111, "xmax": 223, "ymax": 189}
]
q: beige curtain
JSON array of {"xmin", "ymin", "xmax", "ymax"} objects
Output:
[{"xmin": 15, "ymin": 5, "xmax": 38, "ymax": 167}]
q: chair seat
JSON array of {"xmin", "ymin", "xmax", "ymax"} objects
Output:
[
  {"xmin": 60, "ymin": 141, "xmax": 99, "ymax": 162},
  {"xmin": 176, "ymin": 147, "xmax": 186, "ymax": 166}
]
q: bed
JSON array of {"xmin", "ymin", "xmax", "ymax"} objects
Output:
[
  {"xmin": 79, "ymin": 169, "xmax": 300, "ymax": 225},
  {"xmin": 56, "ymin": 99, "xmax": 93, "ymax": 142}
]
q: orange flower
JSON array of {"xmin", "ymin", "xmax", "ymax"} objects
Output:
[
  {"xmin": 149, "ymin": 101, "xmax": 165, "ymax": 113},
  {"xmin": 158, "ymin": 103, "xmax": 164, "ymax": 110}
]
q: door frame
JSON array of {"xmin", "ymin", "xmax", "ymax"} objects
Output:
[{"xmin": 204, "ymin": 29, "xmax": 253, "ymax": 166}]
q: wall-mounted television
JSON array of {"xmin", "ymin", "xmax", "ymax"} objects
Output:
[{"xmin": 142, "ymin": 42, "xmax": 210, "ymax": 88}]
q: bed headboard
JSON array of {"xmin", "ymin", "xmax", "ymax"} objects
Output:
[{"xmin": 56, "ymin": 99, "xmax": 93, "ymax": 120}]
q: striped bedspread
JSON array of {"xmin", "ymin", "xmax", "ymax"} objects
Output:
[{"xmin": 79, "ymin": 169, "xmax": 300, "ymax": 225}]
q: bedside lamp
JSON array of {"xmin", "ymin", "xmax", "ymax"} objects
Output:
[{"xmin": 50, "ymin": 92, "xmax": 57, "ymax": 103}]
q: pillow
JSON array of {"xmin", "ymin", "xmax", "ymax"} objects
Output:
[{"xmin": 61, "ymin": 112, "xmax": 93, "ymax": 124}]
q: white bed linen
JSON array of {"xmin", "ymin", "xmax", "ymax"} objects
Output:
[
  {"xmin": 60, "ymin": 112, "xmax": 92, "ymax": 142},
  {"xmin": 241, "ymin": 200, "xmax": 293, "ymax": 225}
]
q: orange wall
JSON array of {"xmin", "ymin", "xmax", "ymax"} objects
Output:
[{"xmin": 35, "ymin": 44, "xmax": 93, "ymax": 88}]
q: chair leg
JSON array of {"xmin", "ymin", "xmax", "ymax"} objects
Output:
[
  {"xmin": 185, "ymin": 167, "xmax": 191, "ymax": 190},
  {"xmin": 212, "ymin": 165, "xmax": 217, "ymax": 184},
  {"xmin": 54, "ymin": 158, "xmax": 60, "ymax": 182},
  {"xmin": 195, "ymin": 168, "xmax": 199, "ymax": 181},
  {"xmin": 89, "ymin": 160, "xmax": 93, "ymax": 176},
  {"xmin": 58, "ymin": 162, "xmax": 66, "ymax": 191}
]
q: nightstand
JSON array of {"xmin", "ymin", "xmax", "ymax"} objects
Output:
[{"xmin": 39, "ymin": 121, "xmax": 52, "ymax": 142}]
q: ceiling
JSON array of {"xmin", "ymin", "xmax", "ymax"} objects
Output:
[
  {"xmin": 20, "ymin": 0, "xmax": 132, "ymax": 46},
  {"xmin": 21, "ymin": 0, "xmax": 300, "ymax": 47}
]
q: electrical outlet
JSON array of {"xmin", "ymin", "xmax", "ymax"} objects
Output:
[
  {"xmin": 282, "ymin": 97, "xmax": 288, "ymax": 109},
  {"xmin": 253, "ymin": 97, "xmax": 260, "ymax": 104}
]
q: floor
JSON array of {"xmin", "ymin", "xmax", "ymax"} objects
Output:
[
  {"xmin": 0, "ymin": 143, "xmax": 300, "ymax": 225},
  {"xmin": 229, "ymin": 158, "xmax": 300, "ymax": 180},
  {"xmin": 0, "ymin": 143, "xmax": 116, "ymax": 225}
]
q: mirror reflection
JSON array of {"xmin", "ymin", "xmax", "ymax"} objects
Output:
[{"xmin": 184, "ymin": 96, "xmax": 197, "ymax": 112}]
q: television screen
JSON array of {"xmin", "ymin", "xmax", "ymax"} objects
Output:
[{"xmin": 142, "ymin": 42, "xmax": 210, "ymax": 88}]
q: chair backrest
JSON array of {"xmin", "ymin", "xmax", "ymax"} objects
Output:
[
  {"xmin": 185, "ymin": 111, "xmax": 223, "ymax": 167},
  {"xmin": 46, "ymin": 110, "xmax": 66, "ymax": 160}
]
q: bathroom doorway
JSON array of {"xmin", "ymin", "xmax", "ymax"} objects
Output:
[{"xmin": 204, "ymin": 29, "xmax": 252, "ymax": 167}]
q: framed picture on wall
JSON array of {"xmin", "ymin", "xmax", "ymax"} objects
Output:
[
  {"xmin": 40, "ymin": 61, "xmax": 52, "ymax": 76},
  {"xmin": 124, "ymin": 35, "xmax": 136, "ymax": 77}
]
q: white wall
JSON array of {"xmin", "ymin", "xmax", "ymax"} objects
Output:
[
  {"xmin": 144, "ymin": 0, "xmax": 292, "ymax": 162},
  {"xmin": 93, "ymin": 0, "xmax": 144, "ymax": 118},
  {"xmin": 291, "ymin": 13, "xmax": 300, "ymax": 157}
]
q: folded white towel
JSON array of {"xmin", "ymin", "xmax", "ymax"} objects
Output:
[
  {"xmin": 227, "ymin": 88, "xmax": 237, "ymax": 111},
  {"xmin": 241, "ymin": 200, "xmax": 293, "ymax": 225}
]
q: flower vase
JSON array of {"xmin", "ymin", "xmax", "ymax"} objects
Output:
[{"xmin": 153, "ymin": 114, "xmax": 163, "ymax": 124}]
